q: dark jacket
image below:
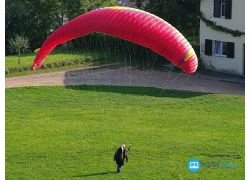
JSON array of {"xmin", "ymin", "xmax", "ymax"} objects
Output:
[{"xmin": 114, "ymin": 146, "xmax": 128, "ymax": 166}]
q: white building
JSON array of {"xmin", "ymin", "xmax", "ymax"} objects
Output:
[{"xmin": 200, "ymin": 0, "xmax": 245, "ymax": 76}]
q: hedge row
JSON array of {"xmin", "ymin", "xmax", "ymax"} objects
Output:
[{"xmin": 5, "ymin": 57, "xmax": 104, "ymax": 75}]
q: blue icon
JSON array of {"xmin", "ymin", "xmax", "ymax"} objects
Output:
[{"xmin": 187, "ymin": 159, "xmax": 201, "ymax": 172}]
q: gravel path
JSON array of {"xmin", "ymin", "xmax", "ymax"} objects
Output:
[{"xmin": 5, "ymin": 66, "xmax": 244, "ymax": 95}]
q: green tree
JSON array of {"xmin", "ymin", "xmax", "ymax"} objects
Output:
[
  {"xmin": 8, "ymin": 34, "xmax": 30, "ymax": 65},
  {"xmin": 5, "ymin": 0, "xmax": 118, "ymax": 54},
  {"xmin": 6, "ymin": 0, "xmax": 59, "ymax": 53},
  {"xmin": 130, "ymin": 0, "xmax": 200, "ymax": 36},
  {"xmin": 86, "ymin": 0, "xmax": 117, "ymax": 11}
]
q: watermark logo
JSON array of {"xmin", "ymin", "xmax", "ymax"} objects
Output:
[
  {"xmin": 205, "ymin": 162, "xmax": 236, "ymax": 169},
  {"xmin": 187, "ymin": 159, "xmax": 201, "ymax": 172}
]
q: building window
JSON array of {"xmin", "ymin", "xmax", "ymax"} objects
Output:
[
  {"xmin": 205, "ymin": 39, "xmax": 235, "ymax": 58},
  {"xmin": 214, "ymin": 41, "xmax": 228, "ymax": 56},
  {"xmin": 221, "ymin": 0, "xmax": 225, "ymax": 17},
  {"xmin": 214, "ymin": 0, "xmax": 232, "ymax": 19}
]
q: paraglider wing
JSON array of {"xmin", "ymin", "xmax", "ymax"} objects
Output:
[{"xmin": 32, "ymin": 6, "xmax": 198, "ymax": 74}]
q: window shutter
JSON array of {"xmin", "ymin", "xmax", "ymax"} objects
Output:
[
  {"xmin": 225, "ymin": 0, "xmax": 232, "ymax": 19},
  {"xmin": 205, "ymin": 39, "xmax": 213, "ymax": 56},
  {"xmin": 227, "ymin": 42, "xmax": 235, "ymax": 58},
  {"xmin": 214, "ymin": 0, "xmax": 221, "ymax": 17}
]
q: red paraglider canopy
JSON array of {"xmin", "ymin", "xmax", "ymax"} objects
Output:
[{"xmin": 32, "ymin": 6, "xmax": 198, "ymax": 74}]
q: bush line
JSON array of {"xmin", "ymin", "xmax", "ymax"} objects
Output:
[{"xmin": 5, "ymin": 57, "xmax": 105, "ymax": 75}]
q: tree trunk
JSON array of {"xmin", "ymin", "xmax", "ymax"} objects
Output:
[
  {"xmin": 18, "ymin": 49, "xmax": 21, "ymax": 65},
  {"xmin": 61, "ymin": 10, "xmax": 64, "ymax": 26}
]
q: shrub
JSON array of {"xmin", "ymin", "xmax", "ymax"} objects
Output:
[
  {"xmin": 41, "ymin": 64, "xmax": 47, "ymax": 69},
  {"xmin": 47, "ymin": 64, "xmax": 53, "ymax": 68},
  {"xmin": 6, "ymin": 56, "xmax": 108, "ymax": 75}
]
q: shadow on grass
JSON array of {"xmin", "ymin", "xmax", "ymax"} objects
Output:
[
  {"xmin": 63, "ymin": 66, "xmax": 211, "ymax": 98},
  {"xmin": 73, "ymin": 171, "xmax": 116, "ymax": 177},
  {"xmin": 65, "ymin": 85, "xmax": 209, "ymax": 99}
]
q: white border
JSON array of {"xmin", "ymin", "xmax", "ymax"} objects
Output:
[
  {"xmin": 1, "ymin": 1, "xmax": 248, "ymax": 179},
  {"xmin": 0, "ymin": 0, "xmax": 5, "ymax": 179},
  {"xmin": 245, "ymin": 0, "xmax": 249, "ymax": 179}
]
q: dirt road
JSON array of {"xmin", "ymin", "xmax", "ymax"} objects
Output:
[{"xmin": 6, "ymin": 66, "xmax": 244, "ymax": 95}]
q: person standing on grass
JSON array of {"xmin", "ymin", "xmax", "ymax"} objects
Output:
[{"xmin": 114, "ymin": 144, "xmax": 128, "ymax": 173}]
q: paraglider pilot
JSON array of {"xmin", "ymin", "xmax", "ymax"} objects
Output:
[{"xmin": 114, "ymin": 144, "xmax": 128, "ymax": 173}]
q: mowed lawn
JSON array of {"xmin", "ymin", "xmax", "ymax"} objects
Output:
[
  {"xmin": 5, "ymin": 51, "xmax": 114, "ymax": 77},
  {"xmin": 5, "ymin": 50, "xmax": 117, "ymax": 68},
  {"xmin": 5, "ymin": 52, "xmax": 85, "ymax": 68},
  {"xmin": 5, "ymin": 86, "xmax": 244, "ymax": 179}
]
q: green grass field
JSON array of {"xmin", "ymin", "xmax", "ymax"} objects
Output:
[
  {"xmin": 5, "ymin": 48, "xmax": 167, "ymax": 78},
  {"xmin": 5, "ymin": 51, "xmax": 115, "ymax": 77},
  {"xmin": 5, "ymin": 51, "xmax": 110, "ymax": 68},
  {"xmin": 6, "ymin": 86, "xmax": 244, "ymax": 179},
  {"xmin": 6, "ymin": 52, "xmax": 82, "ymax": 68}
]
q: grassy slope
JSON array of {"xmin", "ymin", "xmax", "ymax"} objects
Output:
[
  {"xmin": 6, "ymin": 86, "xmax": 244, "ymax": 179},
  {"xmin": 5, "ymin": 52, "xmax": 84, "ymax": 68},
  {"xmin": 5, "ymin": 51, "xmax": 114, "ymax": 77},
  {"xmin": 5, "ymin": 50, "xmax": 115, "ymax": 68},
  {"xmin": 6, "ymin": 63, "xmax": 95, "ymax": 78}
]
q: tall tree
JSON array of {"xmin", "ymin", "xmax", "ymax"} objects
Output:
[
  {"xmin": 130, "ymin": 0, "xmax": 200, "ymax": 36},
  {"xmin": 5, "ymin": 0, "xmax": 118, "ymax": 54}
]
